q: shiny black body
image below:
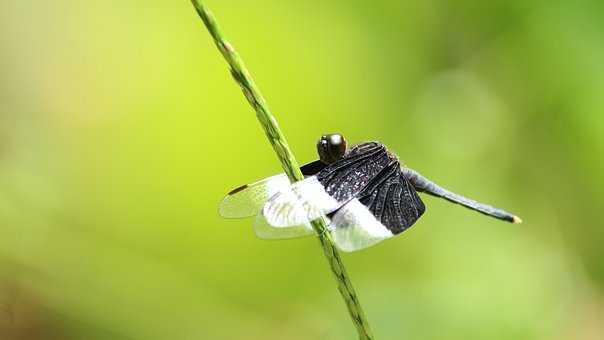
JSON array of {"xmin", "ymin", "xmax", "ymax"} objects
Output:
[{"xmin": 302, "ymin": 142, "xmax": 425, "ymax": 234}]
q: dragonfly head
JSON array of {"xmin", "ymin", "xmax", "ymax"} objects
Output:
[{"xmin": 317, "ymin": 133, "xmax": 347, "ymax": 164}]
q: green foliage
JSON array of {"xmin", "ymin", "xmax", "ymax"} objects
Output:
[{"xmin": 0, "ymin": 1, "xmax": 603, "ymax": 340}]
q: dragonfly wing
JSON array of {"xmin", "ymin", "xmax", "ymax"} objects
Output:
[
  {"xmin": 316, "ymin": 142, "xmax": 391, "ymax": 202},
  {"xmin": 219, "ymin": 160, "xmax": 326, "ymax": 219},
  {"xmin": 253, "ymin": 214, "xmax": 315, "ymax": 240},
  {"xmin": 331, "ymin": 165, "xmax": 425, "ymax": 252},
  {"xmin": 359, "ymin": 164, "xmax": 425, "ymax": 234},
  {"xmin": 262, "ymin": 176, "xmax": 342, "ymax": 227},
  {"xmin": 219, "ymin": 174, "xmax": 290, "ymax": 218},
  {"xmin": 329, "ymin": 199, "xmax": 393, "ymax": 252}
]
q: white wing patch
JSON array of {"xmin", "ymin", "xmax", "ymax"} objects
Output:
[
  {"xmin": 329, "ymin": 199, "xmax": 393, "ymax": 252},
  {"xmin": 262, "ymin": 176, "xmax": 340, "ymax": 227},
  {"xmin": 253, "ymin": 214, "xmax": 315, "ymax": 240},
  {"xmin": 219, "ymin": 174, "xmax": 290, "ymax": 218},
  {"xmin": 221, "ymin": 176, "xmax": 393, "ymax": 252}
]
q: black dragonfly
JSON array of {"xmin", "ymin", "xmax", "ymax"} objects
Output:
[{"xmin": 220, "ymin": 134, "xmax": 521, "ymax": 252}]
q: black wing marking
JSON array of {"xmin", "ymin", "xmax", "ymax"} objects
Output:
[
  {"xmin": 359, "ymin": 161, "xmax": 425, "ymax": 234},
  {"xmin": 317, "ymin": 142, "xmax": 392, "ymax": 202},
  {"xmin": 300, "ymin": 160, "xmax": 326, "ymax": 177}
]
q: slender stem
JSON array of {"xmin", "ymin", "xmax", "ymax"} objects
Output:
[{"xmin": 190, "ymin": 1, "xmax": 374, "ymax": 339}]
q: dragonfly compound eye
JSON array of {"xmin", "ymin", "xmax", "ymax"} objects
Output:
[{"xmin": 317, "ymin": 133, "xmax": 347, "ymax": 164}]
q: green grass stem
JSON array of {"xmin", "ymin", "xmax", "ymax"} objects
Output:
[{"xmin": 190, "ymin": 1, "xmax": 375, "ymax": 339}]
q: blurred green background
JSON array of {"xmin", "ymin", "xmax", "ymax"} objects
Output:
[{"xmin": 1, "ymin": 1, "xmax": 603, "ymax": 339}]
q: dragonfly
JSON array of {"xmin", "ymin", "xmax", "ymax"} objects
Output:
[{"xmin": 219, "ymin": 134, "xmax": 521, "ymax": 252}]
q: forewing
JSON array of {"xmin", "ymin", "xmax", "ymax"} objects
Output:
[
  {"xmin": 359, "ymin": 166, "xmax": 425, "ymax": 235},
  {"xmin": 219, "ymin": 174, "xmax": 289, "ymax": 218},
  {"xmin": 219, "ymin": 160, "xmax": 326, "ymax": 219},
  {"xmin": 262, "ymin": 176, "xmax": 342, "ymax": 227},
  {"xmin": 329, "ymin": 199, "xmax": 393, "ymax": 252},
  {"xmin": 253, "ymin": 214, "xmax": 315, "ymax": 240},
  {"xmin": 317, "ymin": 142, "xmax": 391, "ymax": 202}
]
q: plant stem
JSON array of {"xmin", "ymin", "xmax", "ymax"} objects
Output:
[{"xmin": 190, "ymin": 1, "xmax": 375, "ymax": 339}]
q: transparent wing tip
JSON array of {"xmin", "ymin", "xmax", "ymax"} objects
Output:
[{"xmin": 217, "ymin": 192, "xmax": 259, "ymax": 219}]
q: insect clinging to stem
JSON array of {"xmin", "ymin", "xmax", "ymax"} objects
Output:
[{"xmin": 219, "ymin": 133, "xmax": 521, "ymax": 252}]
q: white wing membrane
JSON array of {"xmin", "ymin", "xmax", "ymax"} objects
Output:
[
  {"xmin": 221, "ymin": 175, "xmax": 393, "ymax": 252},
  {"xmin": 329, "ymin": 199, "xmax": 393, "ymax": 252},
  {"xmin": 262, "ymin": 176, "xmax": 341, "ymax": 227},
  {"xmin": 253, "ymin": 214, "xmax": 315, "ymax": 240},
  {"xmin": 219, "ymin": 174, "xmax": 290, "ymax": 218}
]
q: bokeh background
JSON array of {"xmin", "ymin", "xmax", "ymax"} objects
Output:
[{"xmin": 1, "ymin": 1, "xmax": 603, "ymax": 339}]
